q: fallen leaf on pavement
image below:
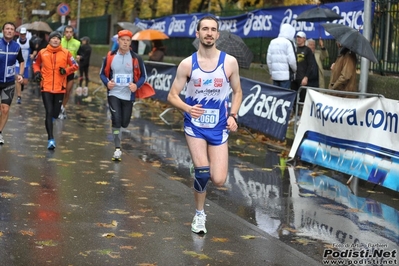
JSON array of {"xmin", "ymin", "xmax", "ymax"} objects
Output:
[
  {"xmin": 21, "ymin": 203, "xmax": 40, "ymax": 206},
  {"xmin": 309, "ymin": 171, "xmax": 320, "ymax": 177},
  {"xmin": 241, "ymin": 235, "xmax": 256, "ymax": 240},
  {"xmin": 211, "ymin": 237, "xmax": 229, "ymax": 243},
  {"xmin": 183, "ymin": 250, "xmax": 211, "ymax": 260},
  {"xmin": 260, "ymin": 168, "xmax": 273, "ymax": 171},
  {"xmin": 129, "ymin": 215, "xmax": 144, "ymax": 219},
  {"xmin": 108, "ymin": 209, "xmax": 129, "ymax": 215},
  {"xmin": 35, "ymin": 240, "xmax": 57, "ymax": 246},
  {"xmin": 0, "ymin": 176, "xmax": 20, "ymax": 181},
  {"xmin": 168, "ymin": 176, "xmax": 185, "ymax": 181},
  {"xmin": 291, "ymin": 237, "xmax": 315, "ymax": 245},
  {"xmin": 96, "ymin": 181, "xmax": 110, "ymax": 185},
  {"xmin": 127, "ymin": 232, "xmax": 144, "ymax": 238},
  {"xmin": 120, "ymin": 246, "xmax": 136, "ymax": 250},
  {"xmin": 218, "ymin": 250, "xmax": 236, "ymax": 255},
  {"xmin": 1, "ymin": 192, "xmax": 17, "ymax": 198},
  {"xmin": 20, "ymin": 230, "xmax": 35, "ymax": 236},
  {"xmin": 321, "ymin": 204, "xmax": 345, "ymax": 211},
  {"xmin": 102, "ymin": 233, "xmax": 116, "ymax": 238},
  {"xmin": 97, "ymin": 220, "xmax": 118, "ymax": 228}
]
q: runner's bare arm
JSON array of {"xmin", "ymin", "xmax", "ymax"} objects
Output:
[
  {"xmin": 168, "ymin": 57, "xmax": 204, "ymax": 119},
  {"xmin": 225, "ymin": 55, "xmax": 242, "ymax": 115}
]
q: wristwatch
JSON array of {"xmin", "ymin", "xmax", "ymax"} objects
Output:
[{"xmin": 229, "ymin": 113, "xmax": 238, "ymax": 124}]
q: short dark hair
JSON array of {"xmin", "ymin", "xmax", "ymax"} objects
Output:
[
  {"xmin": 2, "ymin": 22, "xmax": 16, "ymax": 31},
  {"xmin": 64, "ymin": 25, "xmax": 74, "ymax": 32},
  {"xmin": 196, "ymin": 16, "xmax": 219, "ymax": 32}
]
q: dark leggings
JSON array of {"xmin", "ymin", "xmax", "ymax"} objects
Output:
[
  {"xmin": 79, "ymin": 65, "xmax": 89, "ymax": 87},
  {"xmin": 107, "ymin": 95, "xmax": 133, "ymax": 128},
  {"xmin": 42, "ymin": 92, "xmax": 64, "ymax": 140}
]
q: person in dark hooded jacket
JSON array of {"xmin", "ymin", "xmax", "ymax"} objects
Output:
[
  {"xmin": 77, "ymin": 36, "xmax": 92, "ymax": 96},
  {"xmin": 148, "ymin": 40, "xmax": 166, "ymax": 62}
]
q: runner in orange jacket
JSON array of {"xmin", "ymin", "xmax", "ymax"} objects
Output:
[{"xmin": 33, "ymin": 31, "xmax": 79, "ymax": 150}]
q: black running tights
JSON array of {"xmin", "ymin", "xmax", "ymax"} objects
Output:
[{"xmin": 42, "ymin": 92, "xmax": 64, "ymax": 140}]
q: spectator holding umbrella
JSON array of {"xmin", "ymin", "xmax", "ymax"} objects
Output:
[
  {"xmin": 148, "ymin": 40, "xmax": 166, "ymax": 62},
  {"xmin": 329, "ymin": 43, "xmax": 358, "ymax": 97}
]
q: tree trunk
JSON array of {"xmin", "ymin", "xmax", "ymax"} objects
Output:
[
  {"xmin": 130, "ymin": 0, "xmax": 142, "ymax": 22},
  {"xmin": 173, "ymin": 0, "xmax": 190, "ymax": 14}
]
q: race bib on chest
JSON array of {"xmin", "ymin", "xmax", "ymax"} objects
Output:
[
  {"xmin": 191, "ymin": 109, "xmax": 219, "ymax": 128},
  {"xmin": 6, "ymin": 66, "xmax": 15, "ymax": 77},
  {"xmin": 114, "ymin": 74, "xmax": 132, "ymax": 86}
]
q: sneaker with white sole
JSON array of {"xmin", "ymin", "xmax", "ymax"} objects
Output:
[
  {"xmin": 191, "ymin": 213, "xmax": 207, "ymax": 234},
  {"xmin": 112, "ymin": 149, "xmax": 122, "ymax": 161},
  {"xmin": 83, "ymin": 87, "xmax": 88, "ymax": 96},
  {"xmin": 58, "ymin": 106, "xmax": 67, "ymax": 119},
  {"xmin": 0, "ymin": 133, "xmax": 4, "ymax": 145},
  {"xmin": 76, "ymin": 87, "xmax": 82, "ymax": 96},
  {"xmin": 47, "ymin": 139, "xmax": 56, "ymax": 150}
]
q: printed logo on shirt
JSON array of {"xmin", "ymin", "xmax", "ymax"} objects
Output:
[
  {"xmin": 193, "ymin": 78, "xmax": 201, "ymax": 87},
  {"xmin": 214, "ymin": 78, "xmax": 223, "ymax": 87},
  {"xmin": 203, "ymin": 79, "xmax": 212, "ymax": 85}
]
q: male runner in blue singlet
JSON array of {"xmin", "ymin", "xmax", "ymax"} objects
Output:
[{"xmin": 167, "ymin": 16, "xmax": 243, "ymax": 234}]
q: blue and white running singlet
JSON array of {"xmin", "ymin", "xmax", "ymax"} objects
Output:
[{"xmin": 184, "ymin": 52, "xmax": 231, "ymax": 145}]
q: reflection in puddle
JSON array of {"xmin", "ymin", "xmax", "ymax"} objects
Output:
[{"xmin": 124, "ymin": 113, "xmax": 399, "ymax": 261}]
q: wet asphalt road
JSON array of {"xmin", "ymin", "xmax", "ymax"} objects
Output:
[{"xmin": 0, "ymin": 75, "xmax": 398, "ymax": 265}]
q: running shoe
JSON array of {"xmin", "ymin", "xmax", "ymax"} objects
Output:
[
  {"xmin": 191, "ymin": 213, "xmax": 207, "ymax": 234},
  {"xmin": 17, "ymin": 96, "xmax": 21, "ymax": 104},
  {"xmin": 0, "ymin": 133, "xmax": 4, "ymax": 144},
  {"xmin": 76, "ymin": 87, "xmax": 82, "ymax": 96},
  {"xmin": 58, "ymin": 106, "xmax": 67, "ymax": 119},
  {"xmin": 47, "ymin": 139, "xmax": 56, "ymax": 150},
  {"xmin": 112, "ymin": 149, "xmax": 122, "ymax": 161}
]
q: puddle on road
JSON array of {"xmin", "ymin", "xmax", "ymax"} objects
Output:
[
  {"xmin": 121, "ymin": 102, "xmax": 399, "ymax": 262},
  {"xmin": 51, "ymin": 92, "xmax": 399, "ymax": 263}
]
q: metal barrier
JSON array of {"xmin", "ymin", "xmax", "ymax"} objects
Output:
[{"xmin": 292, "ymin": 86, "xmax": 385, "ymax": 135}]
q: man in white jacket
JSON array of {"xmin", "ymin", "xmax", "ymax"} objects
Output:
[{"xmin": 266, "ymin": 23, "xmax": 297, "ymax": 89}]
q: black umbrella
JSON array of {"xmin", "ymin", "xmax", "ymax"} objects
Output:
[
  {"xmin": 296, "ymin": 6, "xmax": 342, "ymax": 22},
  {"xmin": 117, "ymin": 22, "xmax": 143, "ymax": 35},
  {"xmin": 322, "ymin": 23, "xmax": 378, "ymax": 63},
  {"xmin": 192, "ymin": 31, "xmax": 253, "ymax": 69}
]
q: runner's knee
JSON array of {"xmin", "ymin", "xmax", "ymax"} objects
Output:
[{"xmin": 194, "ymin": 166, "xmax": 210, "ymax": 193}]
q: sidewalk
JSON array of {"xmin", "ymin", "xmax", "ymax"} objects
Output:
[{"xmin": 0, "ymin": 75, "xmax": 321, "ymax": 265}]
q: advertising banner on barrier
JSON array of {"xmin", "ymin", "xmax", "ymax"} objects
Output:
[
  {"xmin": 288, "ymin": 90, "xmax": 399, "ymax": 192},
  {"xmin": 135, "ymin": 2, "xmax": 370, "ymax": 39},
  {"xmin": 145, "ymin": 61, "xmax": 296, "ymax": 140}
]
